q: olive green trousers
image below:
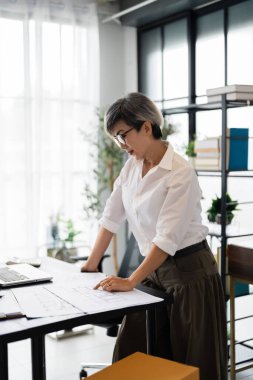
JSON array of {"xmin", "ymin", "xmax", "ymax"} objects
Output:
[{"xmin": 113, "ymin": 244, "xmax": 227, "ymax": 380}]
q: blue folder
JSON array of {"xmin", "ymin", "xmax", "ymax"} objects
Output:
[{"xmin": 228, "ymin": 128, "xmax": 249, "ymax": 171}]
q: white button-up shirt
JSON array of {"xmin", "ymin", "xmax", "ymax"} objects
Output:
[{"xmin": 100, "ymin": 143, "xmax": 208, "ymax": 257}]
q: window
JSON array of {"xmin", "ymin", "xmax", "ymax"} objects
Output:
[
  {"xmin": 0, "ymin": 12, "xmax": 99, "ymax": 258},
  {"xmin": 139, "ymin": 27, "xmax": 162, "ymax": 102},
  {"xmin": 196, "ymin": 10, "xmax": 224, "ymax": 97},
  {"xmin": 139, "ymin": 18, "xmax": 189, "ymax": 153},
  {"xmin": 138, "ymin": 0, "xmax": 253, "ymax": 237},
  {"xmin": 228, "ymin": 0, "xmax": 253, "ymax": 84},
  {"xmin": 226, "ymin": 0, "xmax": 253, "ymax": 169},
  {"xmin": 163, "ymin": 19, "xmax": 188, "ymax": 103}
]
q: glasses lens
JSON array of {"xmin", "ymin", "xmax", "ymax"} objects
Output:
[
  {"xmin": 114, "ymin": 135, "xmax": 124, "ymax": 147},
  {"xmin": 114, "ymin": 127, "xmax": 135, "ymax": 146},
  {"xmin": 117, "ymin": 135, "xmax": 125, "ymax": 145}
]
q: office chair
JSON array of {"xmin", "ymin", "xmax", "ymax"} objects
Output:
[{"xmin": 78, "ymin": 234, "xmax": 144, "ymax": 379}]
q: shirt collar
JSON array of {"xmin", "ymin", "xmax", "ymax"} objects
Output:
[
  {"xmin": 158, "ymin": 142, "xmax": 174, "ymax": 171},
  {"xmin": 134, "ymin": 142, "xmax": 174, "ymax": 171}
]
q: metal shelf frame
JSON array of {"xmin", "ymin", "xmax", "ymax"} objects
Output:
[{"xmin": 160, "ymin": 94, "xmax": 253, "ymax": 294}]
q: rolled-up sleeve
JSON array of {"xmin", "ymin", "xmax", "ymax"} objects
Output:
[
  {"xmin": 152, "ymin": 167, "xmax": 200, "ymax": 256},
  {"xmin": 99, "ymin": 174, "xmax": 126, "ymax": 233}
]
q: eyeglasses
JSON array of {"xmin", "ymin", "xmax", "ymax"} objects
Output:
[{"xmin": 114, "ymin": 127, "xmax": 135, "ymax": 146}]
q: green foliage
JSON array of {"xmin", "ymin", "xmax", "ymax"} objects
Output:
[
  {"xmin": 82, "ymin": 109, "xmax": 124, "ymax": 219},
  {"xmin": 207, "ymin": 193, "xmax": 239, "ymax": 224},
  {"xmin": 161, "ymin": 117, "xmax": 177, "ymax": 140},
  {"xmin": 57, "ymin": 216, "xmax": 82, "ymax": 243},
  {"xmin": 185, "ymin": 140, "xmax": 197, "ymax": 157}
]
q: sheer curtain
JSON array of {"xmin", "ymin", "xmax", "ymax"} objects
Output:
[{"xmin": 0, "ymin": 0, "xmax": 99, "ymax": 258}]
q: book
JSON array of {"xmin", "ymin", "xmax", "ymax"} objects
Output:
[
  {"xmin": 195, "ymin": 137, "xmax": 220, "ymax": 153},
  {"xmin": 195, "ymin": 129, "xmax": 248, "ymax": 171},
  {"xmin": 194, "ymin": 159, "xmax": 220, "ymax": 171},
  {"xmin": 195, "ymin": 167, "xmax": 220, "ymax": 171},
  {"xmin": 206, "ymin": 84, "xmax": 253, "ymax": 96},
  {"xmin": 195, "ymin": 158, "xmax": 220, "ymax": 166},
  {"xmin": 197, "ymin": 152, "xmax": 220, "ymax": 158},
  {"xmin": 207, "ymin": 92, "xmax": 253, "ymax": 102},
  {"xmin": 228, "ymin": 128, "xmax": 248, "ymax": 171},
  {"xmin": 194, "ymin": 137, "xmax": 221, "ymax": 170}
]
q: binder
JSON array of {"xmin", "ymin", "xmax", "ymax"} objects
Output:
[{"xmin": 228, "ymin": 128, "xmax": 248, "ymax": 171}]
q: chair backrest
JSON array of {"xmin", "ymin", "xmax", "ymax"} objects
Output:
[{"xmin": 117, "ymin": 234, "xmax": 144, "ymax": 278}]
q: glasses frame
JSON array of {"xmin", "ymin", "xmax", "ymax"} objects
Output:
[{"xmin": 114, "ymin": 126, "xmax": 135, "ymax": 146}]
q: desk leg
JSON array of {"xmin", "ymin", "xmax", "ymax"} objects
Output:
[
  {"xmin": 146, "ymin": 308, "xmax": 156, "ymax": 355},
  {"xmin": 0, "ymin": 342, "xmax": 8, "ymax": 380},
  {"xmin": 31, "ymin": 335, "xmax": 46, "ymax": 380},
  {"xmin": 230, "ymin": 277, "xmax": 236, "ymax": 380}
]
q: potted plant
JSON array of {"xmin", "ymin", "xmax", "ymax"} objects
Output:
[
  {"xmin": 185, "ymin": 139, "xmax": 196, "ymax": 166},
  {"xmin": 82, "ymin": 109, "xmax": 124, "ymax": 273},
  {"xmin": 58, "ymin": 217, "xmax": 82, "ymax": 247},
  {"xmin": 47, "ymin": 215, "xmax": 82, "ymax": 262},
  {"xmin": 207, "ymin": 193, "xmax": 239, "ymax": 224},
  {"xmin": 161, "ymin": 117, "xmax": 177, "ymax": 140}
]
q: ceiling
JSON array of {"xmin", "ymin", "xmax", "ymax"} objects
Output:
[{"xmin": 118, "ymin": 0, "xmax": 223, "ymax": 27}]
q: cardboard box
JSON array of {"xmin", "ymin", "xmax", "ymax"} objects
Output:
[{"xmin": 87, "ymin": 352, "xmax": 199, "ymax": 380}]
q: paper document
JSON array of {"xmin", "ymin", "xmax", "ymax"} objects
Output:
[
  {"xmin": 12, "ymin": 286, "xmax": 82, "ymax": 318},
  {"xmin": 56, "ymin": 272, "xmax": 107, "ymax": 288},
  {"xmin": 9, "ymin": 272, "xmax": 163, "ymax": 318},
  {"xmin": 46, "ymin": 285, "xmax": 163, "ymax": 314}
]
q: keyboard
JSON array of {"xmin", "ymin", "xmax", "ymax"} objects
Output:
[{"xmin": 0, "ymin": 267, "xmax": 29, "ymax": 283}]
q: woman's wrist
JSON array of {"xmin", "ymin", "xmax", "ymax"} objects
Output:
[
  {"xmin": 80, "ymin": 261, "xmax": 98, "ymax": 273},
  {"xmin": 128, "ymin": 274, "xmax": 139, "ymax": 288}
]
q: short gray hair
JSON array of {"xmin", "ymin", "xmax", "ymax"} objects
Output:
[{"xmin": 104, "ymin": 92, "xmax": 164, "ymax": 139}]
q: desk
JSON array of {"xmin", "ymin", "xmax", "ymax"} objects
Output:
[
  {"xmin": 0, "ymin": 257, "xmax": 171, "ymax": 380},
  {"xmin": 228, "ymin": 242, "xmax": 253, "ymax": 380}
]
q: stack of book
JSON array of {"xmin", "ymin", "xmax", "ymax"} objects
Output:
[
  {"xmin": 194, "ymin": 137, "xmax": 220, "ymax": 170},
  {"xmin": 206, "ymin": 84, "xmax": 253, "ymax": 103},
  {"xmin": 194, "ymin": 128, "xmax": 249, "ymax": 171}
]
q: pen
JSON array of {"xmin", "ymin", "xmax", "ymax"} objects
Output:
[{"xmin": 0, "ymin": 312, "xmax": 24, "ymax": 319}]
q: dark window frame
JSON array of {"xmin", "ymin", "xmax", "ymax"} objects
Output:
[{"xmin": 137, "ymin": 0, "xmax": 251, "ymax": 140}]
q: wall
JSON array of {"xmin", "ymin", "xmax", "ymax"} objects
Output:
[
  {"xmin": 98, "ymin": 22, "xmax": 138, "ymax": 274},
  {"xmin": 99, "ymin": 22, "xmax": 137, "ymax": 106}
]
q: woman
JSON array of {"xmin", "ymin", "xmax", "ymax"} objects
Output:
[{"xmin": 81, "ymin": 92, "xmax": 227, "ymax": 380}]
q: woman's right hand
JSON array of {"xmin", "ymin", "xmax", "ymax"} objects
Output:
[
  {"xmin": 80, "ymin": 227, "xmax": 113, "ymax": 273},
  {"xmin": 80, "ymin": 262, "xmax": 98, "ymax": 273}
]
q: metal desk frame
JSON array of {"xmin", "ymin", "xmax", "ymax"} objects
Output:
[{"xmin": 0, "ymin": 258, "xmax": 171, "ymax": 380}]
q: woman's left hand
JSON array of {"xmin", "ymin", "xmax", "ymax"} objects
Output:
[{"xmin": 94, "ymin": 275, "xmax": 135, "ymax": 292}]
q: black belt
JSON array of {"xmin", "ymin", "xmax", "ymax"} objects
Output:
[{"xmin": 174, "ymin": 240, "xmax": 207, "ymax": 258}]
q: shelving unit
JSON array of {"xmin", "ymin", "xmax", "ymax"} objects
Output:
[{"xmin": 162, "ymin": 95, "xmax": 253, "ymax": 293}]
